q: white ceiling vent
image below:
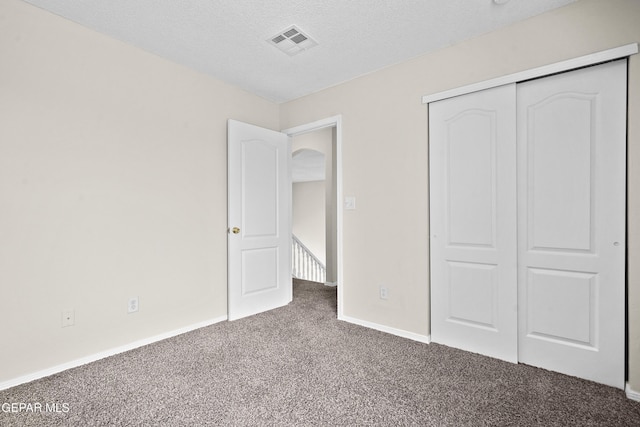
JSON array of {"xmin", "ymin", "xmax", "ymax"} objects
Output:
[{"xmin": 267, "ymin": 25, "xmax": 317, "ymax": 56}]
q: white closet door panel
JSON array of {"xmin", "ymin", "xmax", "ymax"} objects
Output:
[
  {"xmin": 517, "ymin": 60, "xmax": 626, "ymax": 389},
  {"xmin": 430, "ymin": 84, "xmax": 518, "ymax": 363}
]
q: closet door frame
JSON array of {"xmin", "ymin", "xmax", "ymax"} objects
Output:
[
  {"xmin": 422, "ymin": 44, "xmax": 637, "ymax": 105},
  {"xmin": 425, "ymin": 44, "xmax": 637, "ymax": 389}
]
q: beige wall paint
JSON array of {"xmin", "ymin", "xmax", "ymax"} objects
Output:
[
  {"xmin": 0, "ymin": 0, "xmax": 278, "ymax": 383},
  {"xmin": 280, "ymin": 0, "xmax": 640, "ymax": 390}
]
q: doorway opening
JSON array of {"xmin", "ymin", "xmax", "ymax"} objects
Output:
[
  {"xmin": 291, "ymin": 146, "xmax": 328, "ymax": 284},
  {"xmin": 283, "ymin": 116, "xmax": 343, "ymax": 319}
]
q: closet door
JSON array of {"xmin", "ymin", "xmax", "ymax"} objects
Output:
[
  {"xmin": 517, "ymin": 60, "xmax": 627, "ymax": 388},
  {"xmin": 430, "ymin": 84, "xmax": 518, "ymax": 362}
]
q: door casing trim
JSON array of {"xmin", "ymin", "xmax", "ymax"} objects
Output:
[{"xmin": 283, "ymin": 116, "xmax": 344, "ymax": 319}]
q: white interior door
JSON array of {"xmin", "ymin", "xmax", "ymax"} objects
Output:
[
  {"xmin": 228, "ymin": 119, "xmax": 292, "ymax": 321},
  {"xmin": 516, "ymin": 60, "xmax": 627, "ymax": 388},
  {"xmin": 430, "ymin": 84, "xmax": 518, "ymax": 363}
]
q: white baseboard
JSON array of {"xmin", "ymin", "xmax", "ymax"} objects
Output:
[
  {"xmin": 324, "ymin": 281, "xmax": 337, "ymax": 287},
  {"xmin": 0, "ymin": 316, "xmax": 227, "ymax": 391},
  {"xmin": 626, "ymin": 382, "xmax": 640, "ymax": 401},
  {"xmin": 339, "ymin": 314, "xmax": 431, "ymax": 344}
]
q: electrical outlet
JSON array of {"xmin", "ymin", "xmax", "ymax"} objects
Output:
[
  {"xmin": 379, "ymin": 286, "xmax": 388, "ymax": 300},
  {"xmin": 128, "ymin": 297, "xmax": 139, "ymax": 314},
  {"xmin": 62, "ymin": 310, "xmax": 75, "ymax": 327}
]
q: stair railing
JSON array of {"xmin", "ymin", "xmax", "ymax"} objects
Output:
[{"xmin": 292, "ymin": 234, "xmax": 326, "ymax": 283}]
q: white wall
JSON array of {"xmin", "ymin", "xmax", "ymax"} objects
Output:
[
  {"xmin": 292, "ymin": 181, "xmax": 325, "ymax": 265},
  {"xmin": 0, "ymin": 0, "xmax": 278, "ymax": 384},
  {"xmin": 280, "ymin": 0, "xmax": 640, "ymax": 391}
]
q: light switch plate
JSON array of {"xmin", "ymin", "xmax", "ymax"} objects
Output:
[{"xmin": 344, "ymin": 196, "xmax": 356, "ymax": 210}]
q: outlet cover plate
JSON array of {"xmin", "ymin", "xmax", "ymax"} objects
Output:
[
  {"xmin": 62, "ymin": 310, "xmax": 75, "ymax": 327},
  {"xmin": 128, "ymin": 297, "xmax": 139, "ymax": 313}
]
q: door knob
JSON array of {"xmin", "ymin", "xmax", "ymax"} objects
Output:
[{"xmin": 231, "ymin": 227, "xmax": 240, "ymax": 234}]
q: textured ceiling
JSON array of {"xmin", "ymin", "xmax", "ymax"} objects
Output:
[{"xmin": 22, "ymin": 0, "xmax": 577, "ymax": 103}]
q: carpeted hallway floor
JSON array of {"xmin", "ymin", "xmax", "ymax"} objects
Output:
[{"xmin": 2, "ymin": 279, "xmax": 640, "ymax": 426}]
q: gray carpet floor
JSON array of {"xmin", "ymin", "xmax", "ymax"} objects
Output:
[{"xmin": 2, "ymin": 279, "xmax": 640, "ymax": 426}]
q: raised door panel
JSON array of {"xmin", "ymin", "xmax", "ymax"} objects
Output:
[
  {"xmin": 242, "ymin": 140, "xmax": 279, "ymax": 238},
  {"xmin": 525, "ymin": 268, "xmax": 597, "ymax": 348},
  {"xmin": 447, "ymin": 261, "xmax": 498, "ymax": 330},
  {"xmin": 242, "ymin": 247, "xmax": 279, "ymax": 295},
  {"xmin": 526, "ymin": 94, "xmax": 594, "ymax": 253},
  {"xmin": 447, "ymin": 111, "xmax": 496, "ymax": 248}
]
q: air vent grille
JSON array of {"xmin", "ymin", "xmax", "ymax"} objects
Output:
[
  {"xmin": 290, "ymin": 34, "xmax": 307, "ymax": 44},
  {"xmin": 267, "ymin": 25, "xmax": 317, "ymax": 56}
]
